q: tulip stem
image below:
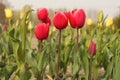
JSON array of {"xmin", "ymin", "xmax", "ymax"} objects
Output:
[
  {"xmin": 88, "ymin": 56, "xmax": 93, "ymax": 80},
  {"xmin": 56, "ymin": 30, "xmax": 61, "ymax": 75},
  {"xmin": 8, "ymin": 19, "xmax": 12, "ymax": 30},
  {"xmin": 76, "ymin": 28, "xmax": 79, "ymax": 51},
  {"xmin": 39, "ymin": 40, "xmax": 43, "ymax": 54}
]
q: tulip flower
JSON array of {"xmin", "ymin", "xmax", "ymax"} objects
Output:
[
  {"xmin": 4, "ymin": 8, "xmax": 13, "ymax": 19},
  {"xmin": 106, "ymin": 17, "xmax": 113, "ymax": 27},
  {"xmin": 68, "ymin": 12, "xmax": 76, "ymax": 28},
  {"xmin": 68, "ymin": 9, "xmax": 86, "ymax": 28},
  {"xmin": 34, "ymin": 23, "xmax": 49, "ymax": 40},
  {"xmin": 88, "ymin": 40, "xmax": 96, "ymax": 56},
  {"xmin": 53, "ymin": 12, "xmax": 68, "ymax": 74},
  {"xmin": 88, "ymin": 40, "xmax": 96, "ymax": 80},
  {"xmin": 74, "ymin": 9, "xmax": 86, "ymax": 28},
  {"xmin": 87, "ymin": 18, "xmax": 93, "ymax": 26},
  {"xmin": 53, "ymin": 12, "xmax": 68, "ymax": 30},
  {"xmin": 37, "ymin": 8, "xmax": 48, "ymax": 21},
  {"xmin": 68, "ymin": 9, "xmax": 86, "ymax": 51}
]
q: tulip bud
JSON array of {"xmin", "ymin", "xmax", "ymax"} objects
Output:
[
  {"xmin": 3, "ymin": 24, "xmax": 8, "ymax": 30},
  {"xmin": 106, "ymin": 17, "xmax": 113, "ymax": 27},
  {"xmin": 37, "ymin": 8, "xmax": 48, "ymax": 21},
  {"xmin": 4, "ymin": 8, "xmax": 13, "ymax": 19},
  {"xmin": 28, "ymin": 21, "xmax": 33, "ymax": 30},
  {"xmin": 34, "ymin": 23, "xmax": 49, "ymax": 40},
  {"xmin": 53, "ymin": 12, "xmax": 68, "ymax": 30},
  {"xmin": 87, "ymin": 18, "xmax": 93, "ymax": 26},
  {"xmin": 88, "ymin": 40, "xmax": 96, "ymax": 56},
  {"xmin": 97, "ymin": 11, "xmax": 104, "ymax": 23}
]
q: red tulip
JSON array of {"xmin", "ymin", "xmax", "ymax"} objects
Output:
[
  {"xmin": 3, "ymin": 24, "xmax": 8, "ymax": 30},
  {"xmin": 41, "ymin": 17, "xmax": 51, "ymax": 26},
  {"xmin": 53, "ymin": 12, "xmax": 68, "ymax": 30},
  {"xmin": 68, "ymin": 11, "xmax": 77, "ymax": 28},
  {"xmin": 34, "ymin": 23, "xmax": 49, "ymax": 40},
  {"xmin": 37, "ymin": 8, "xmax": 48, "ymax": 21},
  {"xmin": 74, "ymin": 9, "xmax": 86, "ymax": 28},
  {"xmin": 88, "ymin": 40, "xmax": 96, "ymax": 56},
  {"xmin": 68, "ymin": 9, "xmax": 86, "ymax": 28}
]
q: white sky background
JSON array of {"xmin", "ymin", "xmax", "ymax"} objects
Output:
[{"xmin": 7, "ymin": 0, "xmax": 120, "ymax": 17}]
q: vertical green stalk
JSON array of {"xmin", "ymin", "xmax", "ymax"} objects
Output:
[
  {"xmin": 39, "ymin": 40, "xmax": 43, "ymax": 54},
  {"xmin": 76, "ymin": 28, "xmax": 79, "ymax": 51},
  {"xmin": 37, "ymin": 40, "xmax": 43, "ymax": 80},
  {"xmin": 88, "ymin": 56, "xmax": 93, "ymax": 80},
  {"xmin": 8, "ymin": 19, "xmax": 12, "ymax": 29},
  {"xmin": 56, "ymin": 30, "xmax": 61, "ymax": 75}
]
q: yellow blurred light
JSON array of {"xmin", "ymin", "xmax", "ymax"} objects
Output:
[
  {"xmin": 106, "ymin": 17, "xmax": 113, "ymax": 27},
  {"xmin": 4, "ymin": 8, "xmax": 13, "ymax": 19},
  {"xmin": 87, "ymin": 18, "xmax": 93, "ymax": 26}
]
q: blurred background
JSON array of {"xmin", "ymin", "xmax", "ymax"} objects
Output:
[{"xmin": 0, "ymin": 0, "xmax": 120, "ymax": 28}]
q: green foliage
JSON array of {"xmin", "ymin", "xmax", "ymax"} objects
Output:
[{"xmin": 0, "ymin": 10, "xmax": 120, "ymax": 80}]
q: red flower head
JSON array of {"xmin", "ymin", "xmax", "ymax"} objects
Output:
[
  {"xmin": 88, "ymin": 40, "xmax": 96, "ymax": 56},
  {"xmin": 3, "ymin": 24, "xmax": 8, "ymax": 30},
  {"xmin": 68, "ymin": 9, "xmax": 86, "ymax": 28},
  {"xmin": 64, "ymin": 12, "xmax": 69, "ymax": 18},
  {"xmin": 34, "ymin": 23, "xmax": 49, "ymax": 40},
  {"xmin": 53, "ymin": 12, "xmax": 68, "ymax": 30},
  {"xmin": 68, "ymin": 11, "xmax": 77, "ymax": 28},
  {"xmin": 37, "ymin": 8, "xmax": 48, "ymax": 21},
  {"xmin": 74, "ymin": 9, "xmax": 86, "ymax": 28},
  {"xmin": 41, "ymin": 17, "xmax": 51, "ymax": 26}
]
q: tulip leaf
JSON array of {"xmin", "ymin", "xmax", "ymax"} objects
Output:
[
  {"xmin": 20, "ymin": 10, "xmax": 33, "ymax": 63},
  {"xmin": 102, "ymin": 57, "xmax": 113, "ymax": 80},
  {"xmin": 19, "ymin": 64, "xmax": 31, "ymax": 80},
  {"xmin": 113, "ymin": 54, "xmax": 120, "ymax": 80}
]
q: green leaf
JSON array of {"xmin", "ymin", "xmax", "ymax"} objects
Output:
[
  {"xmin": 102, "ymin": 57, "xmax": 113, "ymax": 80},
  {"xmin": 5, "ymin": 63, "xmax": 17, "ymax": 80},
  {"xmin": 113, "ymin": 54, "xmax": 120, "ymax": 80},
  {"xmin": 20, "ymin": 10, "xmax": 33, "ymax": 63},
  {"xmin": 19, "ymin": 64, "xmax": 31, "ymax": 80}
]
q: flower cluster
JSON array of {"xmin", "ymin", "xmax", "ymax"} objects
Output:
[
  {"xmin": 34, "ymin": 8, "xmax": 86, "ymax": 41},
  {"xmin": 34, "ymin": 8, "xmax": 51, "ymax": 40}
]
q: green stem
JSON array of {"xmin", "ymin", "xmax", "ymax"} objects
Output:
[
  {"xmin": 88, "ymin": 56, "xmax": 93, "ymax": 80},
  {"xmin": 76, "ymin": 28, "xmax": 79, "ymax": 51},
  {"xmin": 56, "ymin": 30, "xmax": 61, "ymax": 75},
  {"xmin": 39, "ymin": 40, "xmax": 43, "ymax": 54}
]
